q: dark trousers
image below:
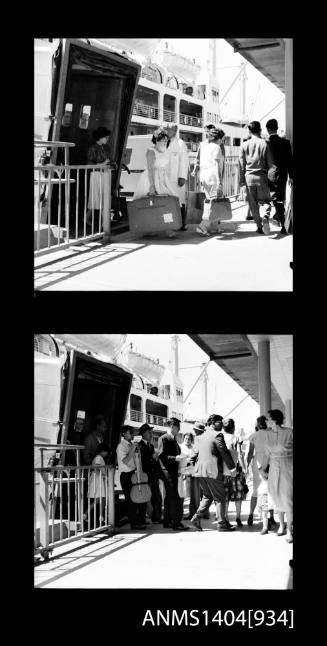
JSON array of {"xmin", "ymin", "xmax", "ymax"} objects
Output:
[
  {"xmin": 120, "ymin": 471, "xmax": 147, "ymax": 527},
  {"xmin": 246, "ymin": 175, "xmax": 271, "ymax": 226},
  {"xmin": 195, "ymin": 476, "xmax": 227, "ymax": 527},
  {"xmin": 189, "ymin": 476, "xmax": 201, "ymax": 518},
  {"xmin": 149, "ymin": 477, "xmax": 163, "ymax": 521},
  {"xmin": 269, "ymin": 180, "xmax": 287, "ymax": 226},
  {"xmin": 181, "ymin": 203, "xmax": 187, "ymax": 227},
  {"xmin": 161, "ymin": 470, "xmax": 183, "ymax": 526}
]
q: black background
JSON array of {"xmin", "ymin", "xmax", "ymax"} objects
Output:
[{"xmin": 26, "ymin": 9, "xmax": 315, "ymax": 639}]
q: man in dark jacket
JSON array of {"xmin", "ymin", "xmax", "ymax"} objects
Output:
[
  {"xmin": 157, "ymin": 417, "xmax": 189, "ymax": 531},
  {"xmin": 138, "ymin": 423, "xmax": 163, "ymax": 523},
  {"xmin": 190, "ymin": 414, "xmax": 237, "ymax": 532},
  {"xmin": 266, "ymin": 119, "xmax": 294, "ymax": 235}
]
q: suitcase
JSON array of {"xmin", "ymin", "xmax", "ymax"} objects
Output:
[
  {"xmin": 127, "ymin": 194, "xmax": 182, "ymax": 233},
  {"xmin": 202, "ymin": 198, "xmax": 233, "ymax": 224}
]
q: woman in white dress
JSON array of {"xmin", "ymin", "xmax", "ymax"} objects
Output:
[
  {"xmin": 263, "ymin": 409, "xmax": 293, "ymax": 542},
  {"xmin": 191, "ymin": 126, "xmax": 225, "ymax": 236},
  {"xmin": 133, "ymin": 128, "xmax": 177, "ymax": 199}
]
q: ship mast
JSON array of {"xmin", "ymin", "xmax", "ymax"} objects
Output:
[{"xmin": 171, "ymin": 335, "xmax": 180, "ymax": 376}]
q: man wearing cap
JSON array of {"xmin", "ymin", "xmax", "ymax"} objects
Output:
[
  {"xmin": 190, "ymin": 414, "xmax": 237, "ymax": 532},
  {"xmin": 138, "ymin": 423, "xmax": 163, "ymax": 523},
  {"xmin": 116, "ymin": 425, "xmax": 147, "ymax": 530},
  {"xmin": 157, "ymin": 417, "xmax": 189, "ymax": 530},
  {"xmin": 164, "ymin": 123, "xmax": 190, "ymax": 231}
]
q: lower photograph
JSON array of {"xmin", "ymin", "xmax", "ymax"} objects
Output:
[{"xmin": 34, "ymin": 333, "xmax": 293, "ymax": 592}]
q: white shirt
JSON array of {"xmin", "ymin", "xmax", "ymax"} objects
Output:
[
  {"xmin": 167, "ymin": 136, "xmax": 189, "ymax": 203},
  {"xmin": 179, "ymin": 443, "xmax": 195, "ymax": 476},
  {"xmin": 116, "ymin": 438, "xmax": 136, "ymax": 473}
]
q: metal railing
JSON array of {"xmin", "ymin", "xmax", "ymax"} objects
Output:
[
  {"xmin": 187, "ymin": 156, "xmax": 240, "ymax": 199},
  {"xmin": 163, "ymin": 108, "xmax": 177, "ymax": 122},
  {"xmin": 133, "ymin": 103, "xmax": 160, "ymax": 120},
  {"xmin": 34, "ymin": 446, "xmax": 115, "ymax": 561},
  {"xmin": 222, "ymin": 156, "xmax": 240, "ymax": 198},
  {"xmin": 129, "ymin": 409, "xmax": 144, "ymax": 423},
  {"xmin": 179, "ymin": 113, "xmax": 203, "ymax": 128},
  {"xmin": 131, "ymin": 102, "xmax": 203, "ymax": 128},
  {"xmin": 34, "ymin": 162, "xmax": 112, "ymax": 256},
  {"xmin": 146, "ymin": 413, "xmax": 168, "ymax": 427}
]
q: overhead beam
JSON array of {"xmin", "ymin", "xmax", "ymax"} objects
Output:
[
  {"xmin": 211, "ymin": 352, "xmax": 253, "ymax": 360},
  {"xmin": 235, "ymin": 42, "xmax": 281, "ymax": 52}
]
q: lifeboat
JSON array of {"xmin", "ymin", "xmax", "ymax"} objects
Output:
[
  {"xmin": 53, "ymin": 334, "xmax": 127, "ymax": 359},
  {"xmin": 125, "ymin": 350, "xmax": 165, "ymax": 383},
  {"xmin": 155, "ymin": 50, "xmax": 201, "ymax": 84},
  {"xmin": 94, "ymin": 38, "xmax": 161, "ymax": 59}
]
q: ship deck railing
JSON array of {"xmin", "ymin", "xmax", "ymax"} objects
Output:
[
  {"xmin": 34, "ymin": 444, "xmax": 116, "ymax": 561},
  {"xmin": 34, "ymin": 141, "xmax": 115, "ymax": 256},
  {"xmin": 132, "ymin": 102, "xmax": 203, "ymax": 128}
]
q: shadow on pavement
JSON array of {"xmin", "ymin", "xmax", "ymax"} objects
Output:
[
  {"xmin": 34, "ymin": 532, "xmax": 149, "ymax": 588},
  {"xmin": 35, "ymin": 242, "xmax": 147, "ymax": 290}
]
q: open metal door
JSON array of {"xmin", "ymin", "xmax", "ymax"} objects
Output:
[
  {"xmin": 60, "ymin": 350, "xmax": 133, "ymax": 465},
  {"xmin": 51, "ymin": 38, "xmax": 141, "ymax": 193}
]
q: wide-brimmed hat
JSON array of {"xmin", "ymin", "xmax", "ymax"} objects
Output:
[{"xmin": 193, "ymin": 422, "xmax": 205, "ymax": 433}]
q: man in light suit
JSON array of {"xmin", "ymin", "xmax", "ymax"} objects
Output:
[
  {"xmin": 164, "ymin": 123, "xmax": 190, "ymax": 231},
  {"xmin": 190, "ymin": 414, "xmax": 237, "ymax": 531}
]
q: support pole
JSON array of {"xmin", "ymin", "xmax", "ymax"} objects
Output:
[
  {"xmin": 202, "ymin": 363, "xmax": 208, "ymax": 420},
  {"xmin": 258, "ymin": 339, "xmax": 271, "ymax": 415},
  {"xmin": 285, "ymin": 38, "xmax": 293, "ymax": 147},
  {"xmin": 285, "ymin": 398, "xmax": 292, "ymax": 427}
]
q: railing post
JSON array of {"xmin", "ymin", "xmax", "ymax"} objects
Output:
[
  {"xmin": 108, "ymin": 466, "xmax": 115, "ymax": 529},
  {"xmin": 103, "ymin": 169, "xmax": 111, "ymax": 241},
  {"xmin": 39, "ymin": 469, "xmax": 50, "ymax": 550}
]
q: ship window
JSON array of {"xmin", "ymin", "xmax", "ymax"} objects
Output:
[
  {"xmin": 130, "ymin": 393, "xmax": 142, "ymax": 411},
  {"xmin": 79, "ymin": 105, "xmax": 91, "ymax": 130},
  {"xmin": 145, "ymin": 400, "xmax": 168, "ymax": 418},
  {"xmin": 62, "ymin": 103, "xmax": 73, "ymax": 127},
  {"xmin": 234, "ymin": 138, "xmax": 241, "ymax": 146}
]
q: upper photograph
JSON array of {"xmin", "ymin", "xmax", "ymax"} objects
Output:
[{"xmin": 34, "ymin": 38, "xmax": 293, "ymax": 291}]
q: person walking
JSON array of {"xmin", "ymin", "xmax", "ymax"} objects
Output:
[
  {"xmin": 266, "ymin": 119, "xmax": 294, "ymax": 235},
  {"xmin": 263, "ymin": 409, "xmax": 293, "ymax": 543},
  {"xmin": 221, "ymin": 418, "xmax": 248, "ymax": 528},
  {"xmin": 246, "ymin": 415, "xmax": 277, "ymax": 529},
  {"xmin": 164, "ymin": 123, "xmax": 190, "ymax": 231},
  {"xmin": 191, "ymin": 125, "xmax": 225, "ymax": 236},
  {"xmin": 133, "ymin": 127, "xmax": 176, "ymax": 199},
  {"xmin": 138, "ymin": 423, "xmax": 163, "ymax": 523},
  {"xmin": 190, "ymin": 414, "xmax": 237, "ymax": 532},
  {"xmin": 239, "ymin": 120, "xmax": 274, "ymax": 234},
  {"xmin": 157, "ymin": 418, "xmax": 190, "ymax": 531}
]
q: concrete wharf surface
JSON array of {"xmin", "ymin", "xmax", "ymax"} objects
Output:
[
  {"xmin": 34, "ymin": 500, "xmax": 293, "ymax": 589},
  {"xmin": 34, "ymin": 203, "xmax": 293, "ymax": 291}
]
